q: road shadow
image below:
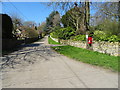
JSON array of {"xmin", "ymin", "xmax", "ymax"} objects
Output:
[
  {"xmin": 20, "ymin": 43, "xmax": 41, "ymax": 47},
  {"xmin": 2, "ymin": 42, "xmax": 44, "ymax": 56},
  {"xmin": 1, "ymin": 37, "xmax": 57, "ymax": 70},
  {"xmin": 1, "ymin": 42, "xmax": 50, "ymax": 70}
]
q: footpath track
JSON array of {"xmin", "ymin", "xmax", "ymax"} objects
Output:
[{"xmin": 1, "ymin": 36, "xmax": 118, "ymax": 88}]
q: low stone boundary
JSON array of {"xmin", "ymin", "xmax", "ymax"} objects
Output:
[
  {"xmin": 93, "ymin": 41, "xmax": 119, "ymax": 56},
  {"xmin": 60, "ymin": 40, "xmax": 87, "ymax": 49},
  {"xmin": 50, "ymin": 36, "xmax": 120, "ymax": 56}
]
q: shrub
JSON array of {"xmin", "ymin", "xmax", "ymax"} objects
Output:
[
  {"xmin": 2, "ymin": 14, "xmax": 14, "ymax": 39},
  {"xmin": 108, "ymin": 35, "xmax": 119, "ymax": 42},
  {"xmin": 24, "ymin": 27, "xmax": 39, "ymax": 38},
  {"xmin": 50, "ymin": 32, "xmax": 56, "ymax": 38},
  {"xmin": 50, "ymin": 26, "xmax": 61, "ymax": 38},
  {"xmin": 94, "ymin": 19, "xmax": 119, "ymax": 36},
  {"xmin": 93, "ymin": 30, "xmax": 108, "ymax": 41},
  {"xmin": 50, "ymin": 27, "xmax": 75, "ymax": 40},
  {"xmin": 73, "ymin": 35, "xmax": 86, "ymax": 41},
  {"xmin": 93, "ymin": 30, "xmax": 120, "ymax": 42},
  {"xmin": 59, "ymin": 27, "xmax": 75, "ymax": 40}
]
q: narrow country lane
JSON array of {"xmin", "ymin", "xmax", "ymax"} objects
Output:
[{"xmin": 1, "ymin": 36, "xmax": 118, "ymax": 88}]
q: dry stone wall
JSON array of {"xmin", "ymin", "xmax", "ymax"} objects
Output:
[
  {"xmin": 50, "ymin": 36, "xmax": 120, "ymax": 56},
  {"xmin": 92, "ymin": 41, "xmax": 119, "ymax": 56}
]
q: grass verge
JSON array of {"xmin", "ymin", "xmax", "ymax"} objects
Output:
[
  {"xmin": 52, "ymin": 45, "xmax": 119, "ymax": 72},
  {"xmin": 48, "ymin": 36, "xmax": 60, "ymax": 45}
]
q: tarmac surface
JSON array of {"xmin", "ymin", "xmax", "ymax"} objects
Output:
[{"xmin": 1, "ymin": 36, "xmax": 118, "ymax": 88}]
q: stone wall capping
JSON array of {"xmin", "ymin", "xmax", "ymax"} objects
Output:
[{"xmin": 50, "ymin": 36, "xmax": 119, "ymax": 56}]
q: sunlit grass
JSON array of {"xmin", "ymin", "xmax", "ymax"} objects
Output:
[
  {"xmin": 52, "ymin": 45, "xmax": 119, "ymax": 72},
  {"xmin": 48, "ymin": 37, "xmax": 60, "ymax": 45}
]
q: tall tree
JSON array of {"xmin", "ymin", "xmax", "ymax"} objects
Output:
[
  {"xmin": 46, "ymin": 1, "xmax": 90, "ymax": 32},
  {"xmin": 37, "ymin": 22, "xmax": 46, "ymax": 37},
  {"xmin": 61, "ymin": 5, "xmax": 85, "ymax": 34},
  {"xmin": 45, "ymin": 11, "xmax": 60, "ymax": 33},
  {"xmin": 85, "ymin": 1, "xmax": 90, "ymax": 31},
  {"xmin": 93, "ymin": 2, "xmax": 120, "ymax": 35},
  {"xmin": 118, "ymin": 1, "xmax": 120, "ymax": 38}
]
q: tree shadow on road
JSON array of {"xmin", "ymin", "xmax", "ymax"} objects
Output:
[
  {"xmin": 1, "ymin": 42, "xmax": 45, "ymax": 69},
  {"xmin": 20, "ymin": 43, "xmax": 40, "ymax": 47},
  {"xmin": 2, "ymin": 42, "xmax": 44, "ymax": 55},
  {"xmin": 1, "ymin": 43, "xmax": 56, "ymax": 70}
]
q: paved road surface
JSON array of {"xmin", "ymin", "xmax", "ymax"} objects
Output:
[{"xmin": 1, "ymin": 36, "xmax": 118, "ymax": 88}]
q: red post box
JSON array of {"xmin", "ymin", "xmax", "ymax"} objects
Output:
[{"xmin": 88, "ymin": 37, "xmax": 92, "ymax": 45}]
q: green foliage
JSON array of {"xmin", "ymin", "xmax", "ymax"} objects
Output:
[
  {"xmin": 61, "ymin": 7, "xmax": 85, "ymax": 34},
  {"xmin": 61, "ymin": 12, "xmax": 75, "ymax": 28},
  {"xmin": 52, "ymin": 45, "xmax": 118, "ymax": 71},
  {"xmin": 59, "ymin": 27, "xmax": 75, "ymax": 40},
  {"xmin": 108, "ymin": 35, "xmax": 119, "ymax": 42},
  {"xmin": 105, "ymin": 20, "xmax": 119, "ymax": 35},
  {"xmin": 91, "ymin": 19, "xmax": 119, "ymax": 42},
  {"xmin": 92, "ymin": 19, "xmax": 119, "ymax": 42},
  {"xmin": 73, "ymin": 35, "xmax": 86, "ymax": 41},
  {"xmin": 93, "ymin": 30, "xmax": 120, "ymax": 42},
  {"xmin": 50, "ymin": 26, "xmax": 61, "ymax": 38},
  {"xmin": 51, "ymin": 27, "xmax": 75, "ymax": 40},
  {"xmin": 48, "ymin": 37, "xmax": 60, "ymax": 45},
  {"xmin": 45, "ymin": 11, "xmax": 60, "ymax": 33},
  {"xmin": 94, "ymin": 19, "xmax": 119, "ymax": 36},
  {"xmin": 50, "ymin": 32, "xmax": 57, "ymax": 38},
  {"xmin": 93, "ymin": 30, "xmax": 108, "ymax": 41}
]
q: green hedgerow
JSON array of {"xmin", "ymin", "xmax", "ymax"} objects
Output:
[{"xmin": 73, "ymin": 35, "xmax": 86, "ymax": 41}]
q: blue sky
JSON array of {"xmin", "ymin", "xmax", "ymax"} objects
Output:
[
  {"xmin": 1, "ymin": 2, "xmax": 56, "ymax": 24},
  {"xmin": 0, "ymin": 2, "xmax": 96, "ymax": 25}
]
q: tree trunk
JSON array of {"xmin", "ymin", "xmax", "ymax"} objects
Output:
[
  {"xmin": 76, "ymin": 18, "xmax": 79, "ymax": 34},
  {"xmin": 58, "ymin": 38, "xmax": 60, "ymax": 43},
  {"xmin": 118, "ymin": 1, "xmax": 120, "ymax": 32},
  {"xmin": 85, "ymin": 1, "xmax": 90, "ymax": 31},
  {"xmin": 85, "ymin": 1, "xmax": 90, "ymax": 49}
]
